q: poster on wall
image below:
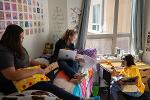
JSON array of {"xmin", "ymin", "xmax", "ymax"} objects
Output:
[
  {"xmin": 0, "ymin": 11, "xmax": 5, "ymax": 20},
  {"xmin": 0, "ymin": 0, "xmax": 45, "ymax": 37},
  {"xmin": 0, "ymin": 21, "xmax": 5, "ymax": 30},
  {"xmin": 0, "ymin": 2, "xmax": 4, "ymax": 10}
]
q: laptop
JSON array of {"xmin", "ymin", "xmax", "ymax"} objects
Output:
[{"xmin": 58, "ymin": 49, "xmax": 77, "ymax": 60}]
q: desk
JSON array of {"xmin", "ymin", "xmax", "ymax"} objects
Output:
[{"xmin": 98, "ymin": 61, "xmax": 150, "ymax": 100}]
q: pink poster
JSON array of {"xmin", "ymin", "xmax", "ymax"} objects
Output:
[
  {"xmin": 18, "ymin": 0, "xmax": 22, "ymax": 3},
  {"xmin": 29, "ymin": 14, "xmax": 32, "ymax": 20},
  {"xmin": 25, "ymin": 29, "xmax": 29, "ymax": 35},
  {"xmin": 19, "ymin": 13, "xmax": 23, "ymax": 20},
  {"xmin": 0, "ymin": 11, "xmax": 5, "ymax": 20},
  {"xmin": 12, "ymin": 12, "xmax": 17, "ymax": 19},
  {"xmin": 24, "ymin": 13, "xmax": 28, "ymax": 20},
  {"xmin": 23, "ymin": 0, "xmax": 27, "ymax": 4},
  {"xmin": 18, "ymin": 5, "xmax": 23, "ymax": 12},
  {"xmin": 5, "ymin": 3, "xmax": 10, "ymax": 10},
  {"xmin": 30, "ymin": 29, "xmax": 33, "ymax": 34},
  {"xmin": 12, "ymin": 4, "xmax": 17, "ymax": 11},
  {"xmin": 11, "ymin": 0, "xmax": 16, "ymax": 3},
  {"xmin": 0, "ymin": 2, "xmax": 3, "ymax": 10},
  {"xmin": 5, "ymin": 12, "xmax": 11, "ymax": 20},
  {"xmin": 24, "ymin": 5, "xmax": 27, "ymax": 12}
]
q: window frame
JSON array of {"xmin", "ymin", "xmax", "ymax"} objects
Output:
[{"xmin": 87, "ymin": 0, "xmax": 132, "ymax": 54}]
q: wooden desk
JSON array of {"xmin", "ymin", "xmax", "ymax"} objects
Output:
[{"xmin": 99, "ymin": 62, "xmax": 150, "ymax": 100}]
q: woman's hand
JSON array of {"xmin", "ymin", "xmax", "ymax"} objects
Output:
[
  {"xmin": 36, "ymin": 67, "xmax": 46, "ymax": 74},
  {"xmin": 117, "ymin": 80, "xmax": 125, "ymax": 85}
]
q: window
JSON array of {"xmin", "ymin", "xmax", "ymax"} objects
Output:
[
  {"xmin": 86, "ymin": 0, "xmax": 132, "ymax": 55},
  {"xmin": 92, "ymin": 4, "xmax": 100, "ymax": 31}
]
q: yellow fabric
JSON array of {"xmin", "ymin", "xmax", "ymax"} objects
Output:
[
  {"xmin": 13, "ymin": 66, "xmax": 50, "ymax": 92},
  {"xmin": 120, "ymin": 65, "xmax": 145, "ymax": 94}
]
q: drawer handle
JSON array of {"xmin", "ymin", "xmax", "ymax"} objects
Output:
[{"xmin": 142, "ymin": 76, "xmax": 147, "ymax": 78}]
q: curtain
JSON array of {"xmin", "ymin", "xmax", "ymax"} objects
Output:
[
  {"xmin": 76, "ymin": 0, "xmax": 91, "ymax": 49},
  {"xmin": 131, "ymin": 0, "xmax": 145, "ymax": 54}
]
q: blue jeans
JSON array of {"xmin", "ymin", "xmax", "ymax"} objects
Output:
[
  {"xmin": 110, "ymin": 82, "xmax": 142, "ymax": 100},
  {"xmin": 58, "ymin": 60, "xmax": 80, "ymax": 78}
]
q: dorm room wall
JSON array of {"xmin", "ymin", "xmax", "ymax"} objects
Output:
[
  {"xmin": 0, "ymin": 0, "xmax": 50, "ymax": 59},
  {"xmin": 48, "ymin": 0, "xmax": 82, "ymax": 44},
  {"xmin": 143, "ymin": 0, "xmax": 150, "ymax": 64}
]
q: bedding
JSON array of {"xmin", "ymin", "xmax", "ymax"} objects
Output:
[{"xmin": 0, "ymin": 90, "xmax": 58, "ymax": 100}]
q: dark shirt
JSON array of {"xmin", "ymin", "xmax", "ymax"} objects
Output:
[
  {"xmin": 50, "ymin": 39, "xmax": 75, "ymax": 62},
  {"xmin": 0, "ymin": 44, "xmax": 30, "ymax": 94}
]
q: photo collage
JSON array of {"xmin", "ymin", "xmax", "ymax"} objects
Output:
[{"xmin": 0, "ymin": 0, "xmax": 45, "ymax": 35}]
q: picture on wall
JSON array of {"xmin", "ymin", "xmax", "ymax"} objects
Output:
[
  {"xmin": 34, "ymin": 21, "xmax": 37, "ymax": 26},
  {"xmin": 5, "ymin": 12, "xmax": 11, "ymax": 20},
  {"xmin": 7, "ymin": 21, "xmax": 12, "ymax": 26},
  {"xmin": 147, "ymin": 34, "xmax": 150, "ymax": 43},
  {"xmin": 19, "ymin": 13, "xmax": 23, "ymax": 20},
  {"xmin": 25, "ymin": 29, "xmax": 29, "ymax": 35},
  {"xmin": 0, "ymin": 31, "xmax": 4, "ymax": 34},
  {"xmin": 12, "ymin": 4, "xmax": 17, "ymax": 11},
  {"xmin": 37, "ymin": 8, "xmax": 40, "ymax": 13},
  {"xmin": 33, "ymin": 8, "xmax": 36, "ymax": 13},
  {"xmin": 24, "ymin": 13, "xmax": 28, "ymax": 20},
  {"xmin": 23, "ymin": 0, "xmax": 27, "ymax": 4},
  {"xmin": 0, "ymin": 11, "xmax": 5, "ymax": 20},
  {"xmin": 41, "ymin": 9, "xmax": 43, "ymax": 14},
  {"xmin": 13, "ymin": 21, "xmax": 18, "ymax": 25},
  {"xmin": 28, "ymin": 0, "xmax": 32, "ymax": 5},
  {"xmin": 18, "ymin": 5, "xmax": 23, "ymax": 12},
  {"xmin": 11, "ymin": 0, "xmax": 16, "ymax": 3},
  {"xmin": 20, "ymin": 21, "xmax": 24, "ymax": 27},
  {"xmin": 0, "ymin": 0, "xmax": 45, "ymax": 35},
  {"xmin": 24, "ymin": 5, "xmax": 27, "ymax": 12},
  {"xmin": 18, "ymin": 0, "xmax": 22, "ymax": 4},
  {"xmin": 30, "ymin": 29, "xmax": 33, "ymax": 34},
  {"xmin": 0, "ymin": 2, "xmax": 3, "ymax": 10},
  {"xmin": 29, "ymin": 14, "xmax": 32, "ymax": 20},
  {"xmin": 29, "ymin": 6, "xmax": 32, "ymax": 13},
  {"xmin": 25, "ymin": 21, "xmax": 29, "ymax": 27},
  {"xmin": 29, "ymin": 21, "xmax": 32, "ymax": 27},
  {"xmin": 0, "ymin": 21, "xmax": 5, "ymax": 30},
  {"xmin": 12, "ymin": 12, "xmax": 17, "ymax": 19},
  {"xmin": 4, "ymin": 0, "xmax": 10, "ymax": 1},
  {"xmin": 5, "ymin": 3, "xmax": 10, "ymax": 11}
]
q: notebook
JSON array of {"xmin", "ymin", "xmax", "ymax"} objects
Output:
[
  {"xmin": 58, "ymin": 49, "xmax": 77, "ymax": 60},
  {"xmin": 121, "ymin": 85, "xmax": 139, "ymax": 92}
]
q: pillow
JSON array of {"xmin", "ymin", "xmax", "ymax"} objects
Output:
[
  {"xmin": 76, "ymin": 48, "xmax": 97, "ymax": 59},
  {"xmin": 13, "ymin": 66, "xmax": 50, "ymax": 92},
  {"xmin": 13, "ymin": 62, "xmax": 59, "ymax": 92}
]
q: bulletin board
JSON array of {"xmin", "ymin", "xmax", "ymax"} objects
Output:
[
  {"xmin": 145, "ymin": 32, "xmax": 150, "ymax": 52},
  {"xmin": 0, "ymin": 0, "xmax": 45, "ymax": 36}
]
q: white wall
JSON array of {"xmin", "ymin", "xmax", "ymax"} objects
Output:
[
  {"xmin": 48, "ymin": 0, "xmax": 68, "ymax": 44},
  {"xmin": 23, "ymin": 0, "xmax": 50, "ymax": 59},
  {"xmin": 67, "ymin": 0, "xmax": 82, "ymax": 30}
]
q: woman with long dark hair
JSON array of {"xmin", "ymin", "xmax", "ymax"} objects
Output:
[{"xmin": 0, "ymin": 24, "xmax": 98, "ymax": 100}]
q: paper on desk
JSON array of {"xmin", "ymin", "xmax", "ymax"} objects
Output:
[
  {"xmin": 121, "ymin": 85, "xmax": 139, "ymax": 92},
  {"xmin": 82, "ymin": 55, "xmax": 96, "ymax": 69}
]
